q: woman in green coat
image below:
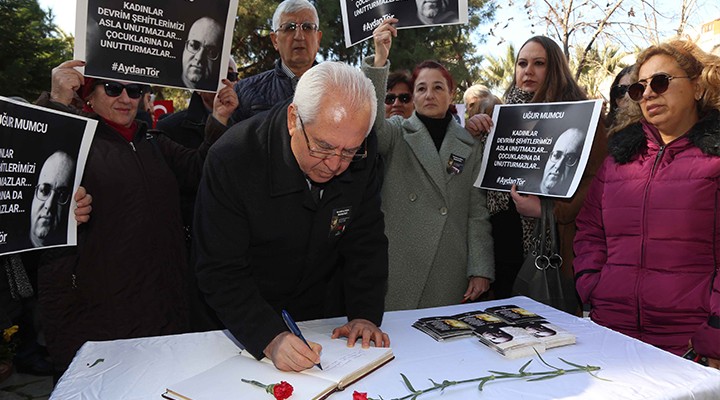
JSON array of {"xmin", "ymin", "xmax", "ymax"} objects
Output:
[{"xmin": 362, "ymin": 18, "xmax": 494, "ymax": 311}]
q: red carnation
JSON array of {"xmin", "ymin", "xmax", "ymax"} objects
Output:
[
  {"xmin": 242, "ymin": 378, "xmax": 294, "ymax": 399},
  {"xmin": 271, "ymin": 381, "xmax": 294, "ymax": 400},
  {"xmin": 353, "ymin": 391, "xmax": 368, "ymax": 400}
]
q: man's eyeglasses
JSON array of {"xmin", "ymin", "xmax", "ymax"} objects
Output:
[
  {"xmin": 275, "ymin": 22, "xmax": 318, "ymax": 33},
  {"xmin": 549, "ymin": 150, "xmax": 578, "ymax": 167},
  {"xmin": 185, "ymin": 40, "xmax": 220, "ymax": 61},
  {"xmin": 627, "ymin": 73, "xmax": 691, "ymax": 102},
  {"xmin": 610, "ymin": 84, "xmax": 629, "ymax": 99},
  {"xmin": 297, "ymin": 114, "xmax": 367, "ymax": 162},
  {"xmin": 385, "ymin": 93, "xmax": 412, "ymax": 105},
  {"xmin": 100, "ymin": 82, "xmax": 145, "ymax": 99},
  {"xmin": 227, "ymin": 71, "xmax": 239, "ymax": 82},
  {"xmin": 35, "ymin": 183, "xmax": 70, "ymax": 205}
]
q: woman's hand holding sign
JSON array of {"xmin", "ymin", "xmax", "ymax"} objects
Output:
[
  {"xmin": 50, "ymin": 60, "xmax": 85, "ymax": 106},
  {"xmin": 510, "ymin": 184, "xmax": 541, "ymax": 218},
  {"xmin": 372, "ymin": 18, "xmax": 398, "ymax": 68},
  {"xmin": 466, "ymin": 113, "xmax": 493, "ymax": 139},
  {"xmin": 73, "ymin": 186, "xmax": 92, "ymax": 225},
  {"xmin": 211, "ymin": 78, "xmax": 239, "ymax": 126}
]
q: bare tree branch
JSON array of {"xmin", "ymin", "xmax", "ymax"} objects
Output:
[{"xmin": 574, "ymin": 0, "xmax": 623, "ymax": 79}]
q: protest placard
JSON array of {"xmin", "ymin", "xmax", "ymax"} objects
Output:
[
  {"xmin": 75, "ymin": 0, "xmax": 238, "ymax": 92},
  {"xmin": 340, "ymin": 0, "xmax": 468, "ymax": 47},
  {"xmin": 474, "ymin": 100, "xmax": 603, "ymax": 198},
  {"xmin": 0, "ymin": 97, "xmax": 96, "ymax": 255}
]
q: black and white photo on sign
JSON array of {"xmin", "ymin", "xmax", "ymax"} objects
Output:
[
  {"xmin": 340, "ymin": 0, "xmax": 468, "ymax": 47},
  {"xmin": 0, "ymin": 97, "xmax": 96, "ymax": 256},
  {"xmin": 474, "ymin": 100, "xmax": 603, "ymax": 198},
  {"xmin": 74, "ymin": 0, "xmax": 238, "ymax": 92}
]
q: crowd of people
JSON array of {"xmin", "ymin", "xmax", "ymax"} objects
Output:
[{"xmin": 2, "ymin": 0, "xmax": 719, "ymax": 384}]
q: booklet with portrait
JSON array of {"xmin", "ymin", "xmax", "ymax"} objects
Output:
[
  {"xmin": 412, "ymin": 304, "xmax": 575, "ymax": 358},
  {"xmin": 162, "ymin": 331, "xmax": 394, "ymax": 400},
  {"xmin": 411, "ymin": 315, "xmax": 476, "ymax": 341}
]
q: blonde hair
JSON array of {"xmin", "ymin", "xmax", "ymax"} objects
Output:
[
  {"xmin": 463, "ymin": 84, "xmax": 502, "ymax": 117},
  {"xmin": 611, "ymin": 39, "xmax": 720, "ymax": 135}
]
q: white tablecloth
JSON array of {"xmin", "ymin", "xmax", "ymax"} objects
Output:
[{"xmin": 51, "ymin": 296, "xmax": 720, "ymax": 399}]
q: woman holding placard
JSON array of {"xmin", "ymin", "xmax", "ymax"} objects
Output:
[
  {"xmin": 466, "ymin": 36, "xmax": 607, "ymax": 313},
  {"xmin": 363, "ymin": 18, "xmax": 494, "ymax": 311},
  {"xmin": 33, "ymin": 60, "xmax": 237, "ymax": 376},
  {"xmin": 574, "ymin": 40, "xmax": 720, "ymax": 367}
]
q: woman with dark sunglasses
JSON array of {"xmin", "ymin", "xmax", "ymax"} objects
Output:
[
  {"xmin": 384, "ymin": 70, "xmax": 414, "ymax": 118},
  {"xmin": 606, "ymin": 65, "xmax": 633, "ymax": 127},
  {"xmin": 33, "ymin": 59, "xmax": 237, "ymax": 378},
  {"xmin": 575, "ymin": 40, "xmax": 720, "ymax": 369}
]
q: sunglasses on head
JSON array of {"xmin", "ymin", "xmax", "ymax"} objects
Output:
[
  {"xmin": 610, "ymin": 84, "xmax": 629, "ymax": 99},
  {"xmin": 384, "ymin": 93, "xmax": 412, "ymax": 105},
  {"xmin": 627, "ymin": 73, "xmax": 691, "ymax": 102},
  {"xmin": 101, "ymin": 82, "xmax": 144, "ymax": 99}
]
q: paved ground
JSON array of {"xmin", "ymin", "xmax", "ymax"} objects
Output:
[{"xmin": 0, "ymin": 371, "xmax": 52, "ymax": 400}]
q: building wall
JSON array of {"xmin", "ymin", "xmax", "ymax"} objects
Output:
[{"xmin": 698, "ymin": 18, "xmax": 720, "ymax": 56}]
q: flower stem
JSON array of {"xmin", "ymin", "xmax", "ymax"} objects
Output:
[
  {"xmin": 369, "ymin": 355, "xmax": 604, "ymax": 400},
  {"xmin": 241, "ymin": 378, "xmax": 267, "ymax": 389}
]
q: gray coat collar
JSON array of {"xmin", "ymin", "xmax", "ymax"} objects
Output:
[{"xmin": 401, "ymin": 114, "xmax": 477, "ymax": 195}]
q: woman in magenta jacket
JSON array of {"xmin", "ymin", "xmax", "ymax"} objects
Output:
[{"xmin": 574, "ymin": 40, "xmax": 720, "ymax": 368}]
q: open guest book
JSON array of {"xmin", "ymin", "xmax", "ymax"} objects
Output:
[{"xmin": 162, "ymin": 331, "xmax": 394, "ymax": 400}]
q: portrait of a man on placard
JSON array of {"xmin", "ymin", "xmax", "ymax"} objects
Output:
[
  {"xmin": 539, "ymin": 128, "xmax": 585, "ymax": 196},
  {"xmin": 407, "ymin": 0, "xmax": 459, "ymax": 26},
  {"xmin": 29, "ymin": 151, "xmax": 75, "ymax": 248},
  {"xmin": 182, "ymin": 16, "xmax": 223, "ymax": 90}
]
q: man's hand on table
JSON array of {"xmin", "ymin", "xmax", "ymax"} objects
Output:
[
  {"xmin": 263, "ymin": 331, "xmax": 322, "ymax": 372},
  {"xmin": 331, "ymin": 318, "xmax": 390, "ymax": 348}
]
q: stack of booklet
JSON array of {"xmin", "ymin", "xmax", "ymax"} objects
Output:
[{"xmin": 412, "ymin": 304, "xmax": 575, "ymax": 359}]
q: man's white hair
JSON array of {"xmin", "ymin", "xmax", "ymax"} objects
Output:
[
  {"xmin": 272, "ymin": 0, "xmax": 319, "ymax": 31},
  {"xmin": 293, "ymin": 62, "xmax": 376, "ymax": 137}
]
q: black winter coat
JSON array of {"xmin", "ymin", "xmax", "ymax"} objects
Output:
[
  {"xmin": 194, "ymin": 100, "xmax": 389, "ymax": 359},
  {"xmin": 35, "ymin": 93, "xmax": 226, "ymax": 370},
  {"xmin": 156, "ymin": 92, "xmax": 210, "ymax": 230}
]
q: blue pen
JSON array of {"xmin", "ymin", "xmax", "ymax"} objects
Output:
[{"xmin": 281, "ymin": 309, "xmax": 323, "ymax": 370}]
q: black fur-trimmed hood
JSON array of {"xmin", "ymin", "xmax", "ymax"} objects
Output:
[{"xmin": 609, "ymin": 109, "xmax": 720, "ymax": 164}]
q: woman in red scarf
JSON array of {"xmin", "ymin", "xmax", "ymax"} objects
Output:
[{"xmin": 35, "ymin": 59, "xmax": 237, "ymax": 378}]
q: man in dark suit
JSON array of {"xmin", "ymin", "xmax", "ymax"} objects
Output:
[{"xmin": 193, "ymin": 61, "xmax": 390, "ymax": 372}]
